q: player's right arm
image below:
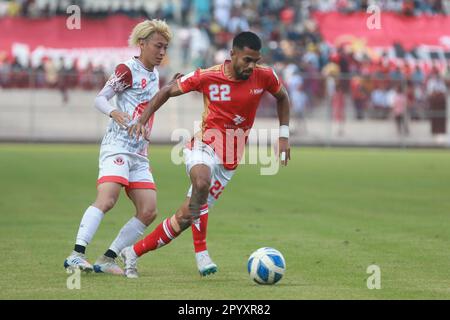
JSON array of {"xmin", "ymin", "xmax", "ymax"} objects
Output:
[
  {"xmin": 128, "ymin": 70, "xmax": 202, "ymax": 140},
  {"xmin": 95, "ymin": 63, "xmax": 132, "ymax": 128},
  {"xmin": 95, "ymin": 86, "xmax": 131, "ymax": 129}
]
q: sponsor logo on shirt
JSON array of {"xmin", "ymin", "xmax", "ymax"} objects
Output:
[
  {"xmin": 250, "ymin": 88, "xmax": 264, "ymax": 95},
  {"xmin": 233, "ymin": 114, "xmax": 246, "ymax": 126}
]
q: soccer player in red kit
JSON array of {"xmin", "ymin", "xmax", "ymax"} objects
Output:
[{"xmin": 121, "ymin": 31, "xmax": 291, "ymax": 278}]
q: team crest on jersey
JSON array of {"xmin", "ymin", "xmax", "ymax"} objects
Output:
[
  {"xmin": 114, "ymin": 156, "xmax": 125, "ymax": 166},
  {"xmin": 233, "ymin": 114, "xmax": 246, "ymax": 126},
  {"xmin": 141, "ymin": 78, "xmax": 147, "ymax": 88}
]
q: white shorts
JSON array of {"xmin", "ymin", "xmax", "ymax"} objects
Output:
[
  {"xmin": 183, "ymin": 141, "xmax": 235, "ymax": 207},
  {"xmin": 97, "ymin": 145, "xmax": 156, "ymax": 191}
]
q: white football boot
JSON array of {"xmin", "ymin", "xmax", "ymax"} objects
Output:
[
  {"xmin": 93, "ymin": 255, "xmax": 124, "ymax": 275},
  {"xmin": 64, "ymin": 251, "xmax": 93, "ymax": 273},
  {"xmin": 120, "ymin": 246, "xmax": 139, "ymax": 278},
  {"xmin": 196, "ymin": 250, "xmax": 218, "ymax": 276}
]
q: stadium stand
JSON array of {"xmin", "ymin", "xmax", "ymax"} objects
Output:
[{"xmin": 0, "ymin": 0, "xmax": 449, "ymax": 145}]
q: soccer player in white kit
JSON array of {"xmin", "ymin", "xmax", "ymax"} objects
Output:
[{"xmin": 64, "ymin": 20, "xmax": 174, "ymax": 275}]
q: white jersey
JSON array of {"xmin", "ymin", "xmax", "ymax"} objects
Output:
[{"xmin": 101, "ymin": 57, "xmax": 159, "ymax": 156}]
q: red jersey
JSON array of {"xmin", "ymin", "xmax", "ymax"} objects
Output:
[{"xmin": 177, "ymin": 60, "xmax": 282, "ymax": 170}]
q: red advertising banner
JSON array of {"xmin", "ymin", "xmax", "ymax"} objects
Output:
[
  {"xmin": 313, "ymin": 12, "xmax": 450, "ymax": 50},
  {"xmin": 0, "ymin": 15, "xmax": 143, "ymax": 51}
]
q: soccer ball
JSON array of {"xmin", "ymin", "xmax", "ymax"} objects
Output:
[{"xmin": 247, "ymin": 247, "xmax": 286, "ymax": 285}]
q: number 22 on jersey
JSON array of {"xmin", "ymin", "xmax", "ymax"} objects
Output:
[{"xmin": 209, "ymin": 84, "xmax": 231, "ymax": 101}]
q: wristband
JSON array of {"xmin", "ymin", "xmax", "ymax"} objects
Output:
[{"xmin": 279, "ymin": 125, "xmax": 289, "ymax": 139}]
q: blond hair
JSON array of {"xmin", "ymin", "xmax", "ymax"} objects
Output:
[{"xmin": 128, "ymin": 19, "xmax": 172, "ymax": 47}]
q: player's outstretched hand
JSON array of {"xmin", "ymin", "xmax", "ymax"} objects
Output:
[
  {"xmin": 170, "ymin": 73, "xmax": 184, "ymax": 84},
  {"xmin": 279, "ymin": 137, "xmax": 291, "ymax": 166},
  {"xmin": 111, "ymin": 110, "xmax": 131, "ymax": 129},
  {"xmin": 127, "ymin": 119, "xmax": 146, "ymax": 141},
  {"xmin": 166, "ymin": 73, "xmax": 184, "ymax": 87}
]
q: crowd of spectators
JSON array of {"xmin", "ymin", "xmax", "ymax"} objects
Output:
[
  {"xmin": 0, "ymin": 0, "xmax": 449, "ymax": 18},
  {"xmin": 1, "ymin": 0, "xmax": 449, "ymax": 128}
]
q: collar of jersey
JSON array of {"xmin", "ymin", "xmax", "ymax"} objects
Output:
[{"xmin": 133, "ymin": 56, "xmax": 155, "ymax": 73}]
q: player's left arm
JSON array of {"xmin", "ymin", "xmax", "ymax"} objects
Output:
[{"xmin": 272, "ymin": 86, "xmax": 291, "ymax": 166}]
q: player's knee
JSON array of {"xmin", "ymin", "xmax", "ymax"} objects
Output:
[
  {"xmin": 137, "ymin": 208, "xmax": 157, "ymax": 226},
  {"xmin": 192, "ymin": 178, "xmax": 210, "ymax": 195},
  {"xmin": 95, "ymin": 197, "xmax": 117, "ymax": 213}
]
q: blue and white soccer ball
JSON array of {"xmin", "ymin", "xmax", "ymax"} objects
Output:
[{"xmin": 247, "ymin": 247, "xmax": 286, "ymax": 285}]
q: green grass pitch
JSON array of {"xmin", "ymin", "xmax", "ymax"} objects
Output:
[{"xmin": 0, "ymin": 144, "xmax": 449, "ymax": 299}]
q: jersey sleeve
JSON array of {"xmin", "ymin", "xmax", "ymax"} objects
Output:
[
  {"xmin": 106, "ymin": 63, "xmax": 133, "ymax": 93},
  {"xmin": 264, "ymin": 67, "xmax": 282, "ymax": 95},
  {"xmin": 177, "ymin": 69, "xmax": 202, "ymax": 93},
  {"xmin": 94, "ymin": 85, "xmax": 116, "ymax": 116}
]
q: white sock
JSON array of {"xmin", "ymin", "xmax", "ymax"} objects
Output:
[
  {"xmin": 75, "ymin": 206, "xmax": 104, "ymax": 247},
  {"xmin": 109, "ymin": 217, "xmax": 147, "ymax": 255}
]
